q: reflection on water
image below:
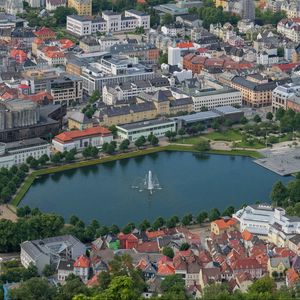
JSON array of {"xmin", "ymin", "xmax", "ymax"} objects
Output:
[{"xmin": 21, "ymin": 151, "xmax": 291, "ymax": 226}]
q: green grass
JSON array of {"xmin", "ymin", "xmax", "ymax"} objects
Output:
[
  {"xmin": 11, "ymin": 144, "xmax": 262, "ymax": 207},
  {"xmin": 235, "ymin": 141, "xmax": 265, "ymax": 149},
  {"xmin": 174, "ymin": 130, "xmax": 242, "ymax": 145}
]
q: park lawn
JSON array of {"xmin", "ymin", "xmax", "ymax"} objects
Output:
[
  {"xmin": 204, "ymin": 129, "xmax": 242, "ymax": 141},
  {"xmin": 236, "ymin": 141, "xmax": 265, "ymax": 149}
]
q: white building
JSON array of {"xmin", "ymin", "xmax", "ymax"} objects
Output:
[
  {"xmin": 73, "ymin": 255, "xmax": 90, "ymax": 282},
  {"xmin": 256, "ymin": 52, "xmax": 279, "ymax": 65},
  {"xmin": 277, "ymin": 18, "xmax": 300, "ymax": 42},
  {"xmin": 26, "ymin": 0, "xmax": 43, "ymax": 8},
  {"xmin": 168, "ymin": 43, "xmax": 195, "ymax": 66},
  {"xmin": 117, "ymin": 118, "xmax": 176, "ymax": 142},
  {"xmin": 57, "ymin": 260, "xmax": 74, "ymax": 284},
  {"xmin": 52, "ymin": 126, "xmax": 113, "ymax": 152},
  {"xmin": 161, "ymin": 23, "xmax": 185, "ymax": 37},
  {"xmin": 21, "ymin": 235, "xmax": 86, "ymax": 274},
  {"xmin": 5, "ymin": 0, "xmax": 23, "ymax": 15},
  {"xmin": 0, "ymin": 138, "xmax": 50, "ymax": 168},
  {"xmin": 66, "ymin": 10, "xmax": 150, "ymax": 37},
  {"xmin": 272, "ymin": 82, "xmax": 300, "ymax": 111},
  {"xmin": 234, "ymin": 204, "xmax": 300, "ymax": 246}
]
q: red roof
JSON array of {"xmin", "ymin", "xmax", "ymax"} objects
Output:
[
  {"xmin": 274, "ymin": 62, "xmax": 300, "ymax": 72},
  {"xmin": 232, "ymin": 258, "xmax": 262, "ymax": 270},
  {"xmin": 86, "ymin": 274, "xmax": 99, "ymax": 287},
  {"xmin": 157, "ymin": 262, "xmax": 175, "ymax": 276},
  {"xmin": 18, "ymin": 84, "xmax": 29, "ymax": 89},
  {"xmin": 74, "ymin": 255, "xmax": 90, "ymax": 268},
  {"xmin": 242, "ymin": 230, "xmax": 253, "ymax": 241},
  {"xmin": 177, "ymin": 42, "xmax": 194, "ymax": 48},
  {"xmin": 146, "ymin": 230, "xmax": 165, "ymax": 239},
  {"xmin": 45, "ymin": 51, "xmax": 65, "ymax": 58},
  {"xmin": 54, "ymin": 127, "xmax": 112, "ymax": 143},
  {"xmin": 136, "ymin": 241, "xmax": 159, "ymax": 253},
  {"xmin": 286, "ymin": 268, "xmax": 299, "ymax": 286},
  {"xmin": 212, "ymin": 218, "xmax": 236, "ymax": 230},
  {"xmin": 35, "ymin": 27, "xmax": 56, "ymax": 38}
]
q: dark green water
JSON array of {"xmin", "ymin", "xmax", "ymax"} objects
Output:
[{"xmin": 21, "ymin": 151, "xmax": 291, "ymax": 226}]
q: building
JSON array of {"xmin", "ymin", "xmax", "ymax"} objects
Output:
[
  {"xmin": 161, "ymin": 23, "xmax": 185, "ymax": 37},
  {"xmin": 57, "ymin": 260, "xmax": 74, "ymax": 284},
  {"xmin": 68, "ymin": 0, "xmax": 92, "ymax": 16},
  {"xmin": 211, "ymin": 218, "xmax": 237, "ymax": 235},
  {"xmin": 68, "ymin": 111, "xmax": 94, "ymax": 130},
  {"xmin": 0, "ymin": 138, "xmax": 50, "ymax": 168},
  {"xmin": 5, "ymin": 0, "xmax": 23, "ymax": 15},
  {"xmin": 46, "ymin": 0, "xmax": 66, "ymax": 11},
  {"xmin": 79, "ymin": 36, "xmax": 101, "ymax": 53},
  {"xmin": 277, "ymin": 18, "xmax": 300, "ymax": 43},
  {"xmin": 73, "ymin": 255, "xmax": 90, "ymax": 282},
  {"xmin": 66, "ymin": 10, "xmax": 150, "ymax": 37},
  {"xmin": 52, "ymin": 126, "xmax": 113, "ymax": 152},
  {"xmin": 34, "ymin": 27, "xmax": 56, "ymax": 40},
  {"xmin": 49, "ymin": 75, "xmax": 83, "ymax": 106},
  {"xmin": 171, "ymin": 79, "xmax": 242, "ymax": 111},
  {"xmin": 20, "ymin": 235, "xmax": 86, "ymax": 274},
  {"xmin": 272, "ymin": 82, "xmax": 300, "ymax": 112},
  {"xmin": 81, "ymin": 55, "xmax": 155, "ymax": 95},
  {"xmin": 0, "ymin": 104, "xmax": 65, "ymax": 143},
  {"xmin": 231, "ymin": 76, "xmax": 291, "ymax": 107},
  {"xmin": 232, "ymin": 258, "xmax": 263, "ymax": 278},
  {"xmin": 116, "ymin": 118, "xmax": 176, "ymax": 142},
  {"xmin": 267, "ymin": 257, "xmax": 290, "ymax": 277},
  {"xmin": 234, "ymin": 204, "xmax": 300, "ymax": 246}
]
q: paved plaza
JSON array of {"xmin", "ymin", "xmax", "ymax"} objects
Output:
[{"xmin": 254, "ymin": 145, "xmax": 300, "ymax": 176}]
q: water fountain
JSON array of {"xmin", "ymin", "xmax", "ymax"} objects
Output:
[{"xmin": 132, "ymin": 170, "xmax": 161, "ymax": 194}]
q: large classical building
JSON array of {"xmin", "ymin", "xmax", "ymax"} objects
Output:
[
  {"xmin": 68, "ymin": 0, "xmax": 92, "ymax": 15},
  {"xmin": 277, "ymin": 18, "xmax": 300, "ymax": 42},
  {"xmin": 52, "ymin": 126, "xmax": 113, "ymax": 152},
  {"xmin": 66, "ymin": 10, "xmax": 150, "ymax": 36}
]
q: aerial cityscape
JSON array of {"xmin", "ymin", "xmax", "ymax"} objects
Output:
[{"xmin": 1, "ymin": 0, "xmax": 300, "ymax": 299}]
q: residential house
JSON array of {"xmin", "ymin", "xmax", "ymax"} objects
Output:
[
  {"xmin": 74, "ymin": 255, "xmax": 90, "ymax": 282},
  {"xmin": 68, "ymin": 112, "xmax": 94, "ymax": 130},
  {"xmin": 231, "ymin": 258, "xmax": 264, "ymax": 278},
  {"xmin": 268, "ymin": 257, "xmax": 290, "ymax": 277},
  {"xmin": 286, "ymin": 268, "xmax": 300, "ymax": 287},
  {"xmin": 211, "ymin": 218, "xmax": 237, "ymax": 235},
  {"xmin": 57, "ymin": 260, "xmax": 74, "ymax": 284}
]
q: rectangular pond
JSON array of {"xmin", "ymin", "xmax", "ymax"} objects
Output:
[{"xmin": 20, "ymin": 151, "xmax": 291, "ymax": 226}]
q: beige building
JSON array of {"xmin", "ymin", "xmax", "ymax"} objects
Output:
[
  {"xmin": 68, "ymin": 112, "xmax": 94, "ymax": 130},
  {"xmin": 68, "ymin": 0, "xmax": 92, "ymax": 15},
  {"xmin": 231, "ymin": 76, "xmax": 290, "ymax": 107}
]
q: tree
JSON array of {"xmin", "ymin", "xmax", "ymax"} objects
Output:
[
  {"xmin": 240, "ymin": 116, "xmax": 248, "ymax": 124},
  {"xmin": 202, "ymin": 283, "xmax": 230, "ymax": 300},
  {"xmin": 158, "ymin": 52, "xmax": 168, "ymax": 65},
  {"xmin": 42, "ymin": 264, "xmax": 55, "ymax": 277},
  {"xmin": 179, "ymin": 243, "xmax": 190, "ymax": 251},
  {"xmin": 197, "ymin": 211, "xmax": 208, "ymax": 224},
  {"xmin": 165, "ymin": 131, "xmax": 176, "ymax": 141},
  {"xmin": 195, "ymin": 140, "xmax": 210, "ymax": 152},
  {"xmin": 20, "ymin": 164, "xmax": 29, "ymax": 173},
  {"xmin": 178, "ymin": 128, "xmax": 186, "ymax": 138},
  {"xmin": 110, "ymin": 224, "xmax": 120, "ymax": 235},
  {"xmin": 270, "ymin": 181, "xmax": 288, "ymax": 206},
  {"xmin": 161, "ymin": 13, "xmax": 173, "ymax": 25},
  {"xmin": 248, "ymin": 276, "xmax": 276, "ymax": 294},
  {"xmin": 90, "ymin": 147, "xmax": 99, "ymax": 158},
  {"xmin": 65, "ymin": 151, "xmax": 75, "ymax": 162},
  {"xmin": 209, "ymin": 208, "xmax": 220, "ymax": 221},
  {"xmin": 163, "ymin": 246, "xmax": 174, "ymax": 259},
  {"xmin": 152, "ymin": 216, "xmax": 165, "ymax": 230},
  {"xmin": 150, "ymin": 135, "xmax": 159, "ymax": 146},
  {"xmin": 10, "ymin": 277, "xmax": 56, "ymax": 300},
  {"xmin": 181, "ymin": 213, "xmax": 193, "ymax": 226},
  {"xmin": 119, "ymin": 139, "xmax": 130, "ymax": 152},
  {"xmin": 276, "ymin": 107, "xmax": 285, "ymax": 121},
  {"xmin": 82, "ymin": 147, "xmax": 91, "ymax": 158},
  {"xmin": 266, "ymin": 112, "xmax": 274, "ymax": 121},
  {"xmin": 161, "ymin": 274, "xmax": 185, "ymax": 293},
  {"xmin": 122, "ymin": 222, "xmax": 135, "ymax": 234},
  {"xmin": 222, "ymin": 206, "xmax": 235, "ymax": 217},
  {"xmin": 134, "ymin": 136, "xmax": 146, "ymax": 149},
  {"xmin": 108, "ymin": 125, "xmax": 118, "ymax": 138},
  {"xmin": 54, "ymin": 7, "xmax": 77, "ymax": 26},
  {"xmin": 57, "ymin": 274, "xmax": 90, "ymax": 300},
  {"xmin": 51, "ymin": 153, "xmax": 62, "ymax": 164},
  {"xmin": 166, "ymin": 215, "xmax": 179, "ymax": 228},
  {"xmin": 138, "ymin": 219, "xmax": 150, "ymax": 232},
  {"xmin": 253, "ymin": 114, "xmax": 262, "ymax": 123}
]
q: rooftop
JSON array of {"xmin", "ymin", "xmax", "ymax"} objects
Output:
[{"xmin": 117, "ymin": 118, "xmax": 175, "ymax": 131}]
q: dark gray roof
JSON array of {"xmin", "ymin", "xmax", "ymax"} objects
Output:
[
  {"xmin": 232, "ymin": 76, "xmax": 291, "ymax": 92},
  {"xmin": 58, "ymin": 260, "xmax": 74, "ymax": 271},
  {"xmin": 117, "ymin": 118, "xmax": 175, "ymax": 130},
  {"xmin": 290, "ymin": 234, "xmax": 300, "ymax": 245},
  {"xmin": 6, "ymin": 138, "xmax": 49, "ymax": 151},
  {"xmin": 149, "ymin": 77, "xmax": 170, "ymax": 87},
  {"xmin": 170, "ymin": 97, "xmax": 193, "ymax": 107}
]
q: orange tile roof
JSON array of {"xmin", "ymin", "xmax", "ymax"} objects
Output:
[
  {"xmin": 157, "ymin": 262, "xmax": 175, "ymax": 276},
  {"xmin": 146, "ymin": 230, "xmax": 165, "ymax": 239},
  {"xmin": 35, "ymin": 27, "xmax": 56, "ymax": 38},
  {"xmin": 242, "ymin": 230, "xmax": 253, "ymax": 241},
  {"xmin": 86, "ymin": 274, "xmax": 99, "ymax": 287},
  {"xmin": 45, "ymin": 51, "xmax": 65, "ymax": 58},
  {"xmin": 74, "ymin": 255, "xmax": 90, "ymax": 268},
  {"xmin": 287, "ymin": 268, "xmax": 299, "ymax": 286},
  {"xmin": 177, "ymin": 42, "xmax": 194, "ymax": 48},
  {"xmin": 54, "ymin": 126, "xmax": 112, "ymax": 143},
  {"xmin": 212, "ymin": 218, "xmax": 236, "ymax": 230},
  {"xmin": 33, "ymin": 37, "xmax": 44, "ymax": 45},
  {"xmin": 136, "ymin": 241, "xmax": 159, "ymax": 253}
]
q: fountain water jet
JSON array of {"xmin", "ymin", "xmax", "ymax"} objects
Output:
[{"xmin": 132, "ymin": 170, "xmax": 161, "ymax": 194}]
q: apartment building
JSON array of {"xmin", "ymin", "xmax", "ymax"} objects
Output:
[
  {"xmin": 68, "ymin": 0, "xmax": 92, "ymax": 16},
  {"xmin": 66, "ymin": 10, "xmax": 150, "ymax": 37},
  {"xmin": 231, "ymin": 76, "xmax": 291, "ymax": 107},
  {"xmin": 277, "ymin": 18, "xmax": 300, "ymax": 42}
]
